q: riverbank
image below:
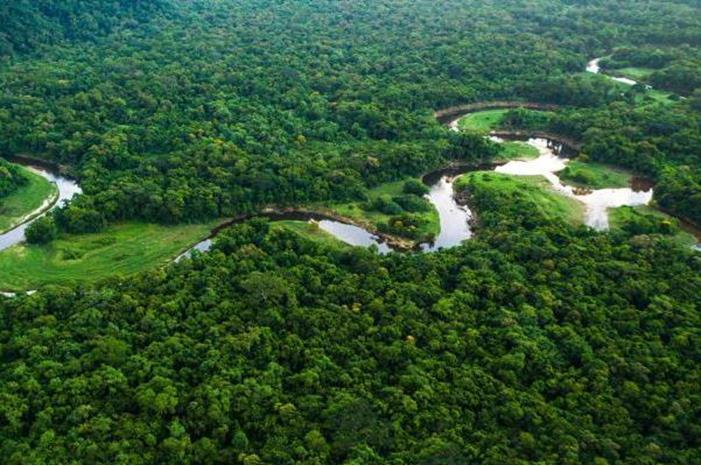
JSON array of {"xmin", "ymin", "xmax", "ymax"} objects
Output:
[
  {"xmin": 0, "ymin": 221, "xmax": 222, "ymax": 292},
  {"xmin": 0, "ymin": 166, "xmax": 59, "ymax": 234},
  {"xmin": 490, "ymin": 130, "xmax": 582, "ymax": 153}
]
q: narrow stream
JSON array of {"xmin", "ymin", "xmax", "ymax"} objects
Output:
[
  {"xmin": 586, "ymin": 57, "xmax": 641, "ymax": 86},
  {"xmin": 419, "ymin": 174, "xmax": 472, "ymax": 252}
]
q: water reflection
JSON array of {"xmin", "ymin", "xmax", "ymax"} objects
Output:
[
  {"xmin": 420, "ymin": 175, "xmax": 472, "ymax": 252},
  {"xmin": 317, "ymin": 220, "xmax": 393, "ymax": 254}
]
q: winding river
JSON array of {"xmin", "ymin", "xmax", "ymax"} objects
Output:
[
  {"xmin": 0, "ymin": 56, "xmax": 698, "ymax": 269},
  {"xmin": 586, "ymin": 58, "xmax": 640, "ymax": 86}
]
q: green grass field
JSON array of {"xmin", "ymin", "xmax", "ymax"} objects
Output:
[
  {"xmin": 613, "ymin": 67, "xmax": 654, "ymax": 81},
  {"xmin": 0, "ymin": 166, "xmax": 58, "ymax": 232},
  {"xmin": 0, "ymin": 221, "xmax": 221, "ymax": 291},
  {"xmin": 557, "ymin": 160, "xmax": 632, "ymax": 189},
  {"xmin": 456, "ymin": 171, "xmax": 584, "ymax": 225},
  {"xmin": 609, "ymin": 205, "xmax": 698, "ymax": 248},
  {"xmin": 457, "ymin": 109, "xmax": 509, "ymax": 133},
  {"xmin": 324, "ymin": 178, "xmax": 440, "ymax": 242},
  {"xmin": 496, "ymin": 141, "xmax": 540, "ymax": 161},
  {"xmin": 637, "ymin": 88, "xmax": 676, "ymax": 105},
  {"xmin": 272, "ymin": 220, "xmax": 349, "ymax": 248}
]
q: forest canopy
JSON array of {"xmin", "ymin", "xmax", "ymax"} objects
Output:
[{"xmin": 0, "ymin": 0, "xmax": 700, "ymax": 464}]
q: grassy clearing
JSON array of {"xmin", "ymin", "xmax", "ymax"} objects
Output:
[
  {"xmin": 637, "ymin": 88, "xmax": 676, "ymax": 105},
  {"xmin": 457, "ymin": 109, "xmax": 509, "ymax": 133},
  {"xmin": 496, "ymin": 141, "xmax": 540, "ymax": 161},
  {"xmin": 0, "ymin": 221, "xmax": 220, "ymax": 291},
  {"xmin": 456, "ymin": 171, "xmax": 584, "ymax": 225},
  {"xmin": 271, "ymin": 220, "xmax": 348, "ymax": 249},
  {"xmin": 613, "ymin": 67, "xmax": 654, "ymax": 81},
  {"xmin": 323, "ymin": 179, "xmax": 439, "ymax": 242},
  {"xmin": 0, "ymin": 166, "xmax": 58, "ymax": 232},
  {"xmin": 609, "ymin": 205, "xmax": 697, "ymax": 248},
  {"xmin": 557, "ymin": 160, "xmax": 632, "ymax": 189}
]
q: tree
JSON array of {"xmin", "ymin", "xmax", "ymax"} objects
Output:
[{"xmin": 25, "ymin": 216, "xmax": 58, "ymax": 244}]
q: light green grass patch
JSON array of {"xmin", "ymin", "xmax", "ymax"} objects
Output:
[
  {"xmin": 271, "ymin": 220, "xmax": 348, "ymax": 249},
  {"xmin": 456, "ymin": 171, "xmax": 584, "ymax": 225},
  {"xmin": 557, "ymin": 160, "xmax": 632, "ymax": 189},
  {"xmin": 0, "ymin": 166, "xmax": 58, "ymax": 232},
  {"xmin": 496, "ymin": 141, "xmax": 540, "ymax": 161},
  {"xmin": 636, "ymin": 88, "xmax": 676, "ymax": 105},
  {"xmin": 613, "ymin": 67, "xmax": 654, "ymax": 81},
  {"xmin": 0, "ymin": 221, "xmax": 220, "ymax": 291},
  {"xmin": 457, "ymin": 109, "xmax": 509, "ymax": 133}
]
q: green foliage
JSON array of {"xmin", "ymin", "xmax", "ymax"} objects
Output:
[
  {"xmin": 445, "ymin": 131, "xmax": 500, "ymax": 161},
  {"xmin": 610, "ymin": 206, "xmax": 676, "ymax": 235},
  {"xmin": 392, "ymin": 194, "xmax": 432, "ymax": 213},
  {"xmin": 655, "ymin": 166, "xmax": 701, "ymax": 225},
  {"xmin": 0, "ymin": 0, "xmax": 172, "ymax": 57},
  {"xmin": 328, "ymin": 179, "xmax": 439, "ymax": 244},
  {"xmin": 0, "ymin": 159, "xmax": 28, "ymax": 197},
  {"xmin": 378, "ymin": 212, "xmax": 426, "ymax": 240},
  {"xmin": 548, "ymin": 102, "xmax": 701, "ymax": 224},
  {"xmin": 0, "ymin": 1, "xmax": 700, "ymax": 463},
  {"xmin": 0, "ymin": 216, "xmax": 699, "ymax": 463},
  {"xmin": 650, "ymin": 64, "xmax": 701, "ymax": 95},
  {"xmin": 456, "ymin": 172, "xmax": 585, "ymax": 228},
  {"xmin": 24, "ymin": 216, "xmax": 57, "ymax": 244},
  {"xmin": 500, "ymin": 108, "xmax": 554, "ymax": 131},
  {"xmin": 369, "ymin": 195, "xmax": 403, "ymax": 215},
  {"xmin": 496, "ymin": 141, "xmax": 540, "ymax": 161},
  {"xmin": 403, "ymin": 179, "xmax": 429, "ymax": 196},
  {"xmin": 601, "ymin": 46, "xmax": 701, "ymax": 94}
]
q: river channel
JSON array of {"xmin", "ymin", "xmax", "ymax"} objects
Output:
[{"xmin": 1, "ymin": 56, "xmax": 697, "ymax": 261}]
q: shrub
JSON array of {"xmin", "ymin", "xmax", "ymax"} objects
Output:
[
  {"xmin": 25, "ymin": 216, "xmax": 58, "ymax": 244},
  {"xmin": 403, "ymin": 179, "xmax": 429, "ymax": 196}
]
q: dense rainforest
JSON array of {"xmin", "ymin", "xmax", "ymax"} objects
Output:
[
  {"xmin": 0, "ymin": 1, "xmax": 171, "ymax": 57},
  {"xmin": 1, "ymin": 0, "xmax": 700, "ymax": 231},
  {"xmin": 0, "ymin": 0, "xmax": 700, "ymax": 463}
]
